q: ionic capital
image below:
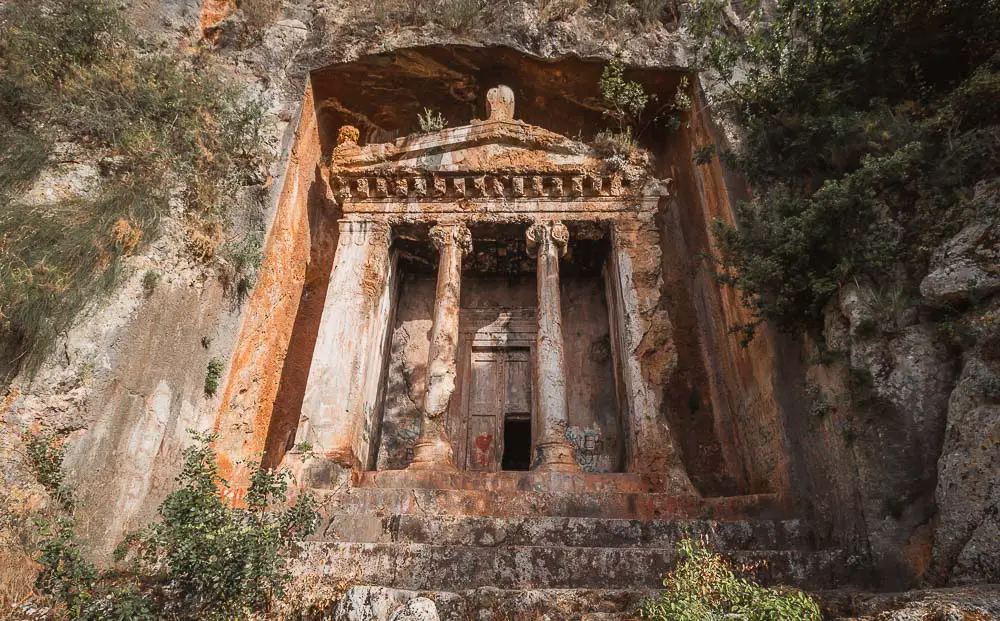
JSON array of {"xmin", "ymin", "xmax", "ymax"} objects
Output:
[
  {"xmin": 429, "ymin": 223, "xmax": 473, "ymax": 257},
  {"xmin": 526, "ymin": 221, "xmax": 569, "ymax": 258}
]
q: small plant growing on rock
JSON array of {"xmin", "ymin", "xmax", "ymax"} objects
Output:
[
  {"xmin": 639, "ymin": 538, "xmax": 822, "ymax": 621},
  {"xmin": 417, "ymin": 107, "xmax": 448, "ymax": 133},
  {"xmin": 599, "ymin": 57, "xmax": 651, "ymax": 138},
  {"xmin": 205, "ymin": 357, "xmax": 225, "ymax": 396},
  {"xmin": 141, "ymin": 269, "xmax": 161, "ymax": 296},
  {"xmin": 24, "ymin": 430, "xmax": 72, "ymax": 507},
  {"xmin": 438, "ymin": 0, "xmax": 483, "ymax": 32}
]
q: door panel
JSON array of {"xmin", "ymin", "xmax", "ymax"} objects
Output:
[
  {"xmin": 505, "ymin": 350, "xmax": 532, "ymax": 415},
  {"xmin": 459, "ymin": 347, "xmax": 533, "ymax": 471},
  {"xmin": 466, "ymin": 350, "xmax": 502, "ymax": 471}
]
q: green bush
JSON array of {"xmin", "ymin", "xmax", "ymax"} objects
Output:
[
  {"xmin": 24, "ymin": 430, "xmax": 72, "ymax": 507},
  {"xmin": 639, "ymin": 538, "xmax": 822, "ymax": 621},
  {"xmin": 35, "ymin": 431, "xmax": 319, "ymax": 620},
  {"xmin": 0, "ymin": 0, "xmax": 269, "ymax": 382},
  {"xmin": 204, "ymin": 358, "xmax": 225, "ymax": 396},
  {"xmin": 689, "ymin": 0, "xmax": 1000, "ymax": 339},
  {"xmin": 599, "ymin": 57, "xmax": 652, "ymax": 137},
  {"xmin": 141, "ymin": 270, "xmax": 161, "ymax": 296},
  {"xmin": 35, "ymin": 519, "xmax": 100, "ymax": 618}
]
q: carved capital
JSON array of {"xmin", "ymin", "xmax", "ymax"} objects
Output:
[
  {"xmin": 338, "ymin": 220, "xmax": 393, "ymax": 248},
  {"xmin": 430, "ymin": 223, "xmax": 473, "ymax": 257},
  {"xmin": 550, "ymin": 222, "xmax": 569, "ymax": 252},
  {"xmin": 486, "ymin": 85, "xmax": 515, "ymax": 121},
  {"xmin": 526, "ymin": 221, "xmax": 569, "ymax": 258}
]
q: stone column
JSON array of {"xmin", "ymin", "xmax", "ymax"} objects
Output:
[
  {"xmin": 526, "ymin": 221, "xmax": 581, "ymax": 472},
  {"xmin": 286, "ymin": 220, "xmax": 394, "ymax": 487},
  {"xmin": 606, "ymin": 217, "xmax": 695, "ymax": 494},
  {"xmin": 409, "ymin": 223, "xmax": 473, "ymax": 470}
]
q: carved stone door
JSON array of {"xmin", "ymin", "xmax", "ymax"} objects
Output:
[{"xmin": 456, "ymin": 347, "xmax": 533, "ymax": 471}]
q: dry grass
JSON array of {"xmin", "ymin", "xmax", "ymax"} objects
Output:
[
  {"xmin": 0, "ymin": 546, "xmax": 40, "ymax": 611},
  {"xmin": 538, "ymin": 0, "xmax": 587, "ymax": 21},
  {"xmin": 240, "ymin": 0, "xmax": 283, "ymax": 37},
  {"xmin": 0, "ymin": 479, "xmax": 50, "ymax": 612}
]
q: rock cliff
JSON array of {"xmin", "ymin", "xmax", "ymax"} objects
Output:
[{"xmin": 2, "ymin": 1, "xmax": 998, "ymax": 617}]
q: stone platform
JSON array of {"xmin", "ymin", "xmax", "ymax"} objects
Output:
[{"xmin": 292, "ymin": 471, "xmax": 849, "ymax": 619}]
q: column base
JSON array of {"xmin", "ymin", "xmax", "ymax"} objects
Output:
[
  {"xmin": 282, "ymin": 452, "xmax": 351, "ymax": 489},
  {"xmin": 532, "ymin": 440, "xmax": 581, "ymax": 472},
  {"xmin": 408, "ymin": 438, "xmax": 457, "ymax": 471}
]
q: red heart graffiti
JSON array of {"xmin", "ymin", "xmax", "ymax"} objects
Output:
[{"xmin": 475, "ymin": 434, "xmax": 492, "ymax": 453}]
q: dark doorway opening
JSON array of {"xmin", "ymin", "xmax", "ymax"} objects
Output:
[{"xmin": 501, "ymin": 417, "xmax": 532, "ymax": 471}]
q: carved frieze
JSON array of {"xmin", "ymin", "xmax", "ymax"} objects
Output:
[{"xmin": 331, "ymin": 173, "xmax": 639, "ymax": 202}]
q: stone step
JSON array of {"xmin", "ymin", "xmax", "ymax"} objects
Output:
[
  {"xmin": 314, "ymin": 487, "xmax": 788, "ymax": 520},
  {"xmin": 294, "ymin": 542, "xmax": 847, "ymax": 590},
  {"xmin": 330, "ymin": 585, "xmax": 654, "ymax": 621},
  {"xmin": 357, "ymin": 470, "xmax": 655, "ymax": 493},
  {"xmin": 317, "ymin": 514, "xmax": 812, "ymax": 550}
]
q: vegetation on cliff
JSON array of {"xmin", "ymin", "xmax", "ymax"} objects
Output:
[
  {"xmin": 33, "ymin": 432, "xmax": 318, "ymax": 620},
  {"xmin": 692, "ymin": 0, "xmax": 1000, "ymax": 339},
  {"xmin": 639, "ymin": 538, "xmax": 821, "ymax": 621},
  {"xmin": 0, "ymin": 0, "xmax": 269, "ymax": 382}
]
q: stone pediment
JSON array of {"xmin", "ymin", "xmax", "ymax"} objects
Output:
[
  {"xmin": 324, "ymin": 85, "xmax": 667, "ymax": 209},
  {"xmin": 329, "ymin": 118, "xmax": 603, "ymax": 177}
]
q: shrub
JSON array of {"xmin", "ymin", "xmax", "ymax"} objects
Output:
[
  {"xmin": 115, "ymin": 432, "xmax": 319, "ymax": 618},
  {"xmin": 0, "ymin": 0, "xmax": 270, "ymax": 382},
  {"xmin": 34, "ymin": 432, "xmax": 319, "ymax": 620},
  {"xmin": 24, "ymin": 431, "xmax": 71, "ymax": 507},
  {"xmin": 141, "ymin": 270, "xmax": 161, "ymax": 296},
  {"xmin": 35, "ymin": 518, "xmax": 99, "ymax": 618},
  {"xmin": 205, "ymin": 358, "xmax": 225, "ymax": 396},
  {"xmin": 438, "ymin": 0, "xmax": 483, "ymax": 32},
  {"xmin": 239, "ymin": 0, "xmax": 282, "ymax": 37},
  {"xmin": 418, "ymin": 107, "xmax": 448, "ymax": 133},
  {"xmin": 691, "ymin": 0, "xmax": 1000, "ymax": 339},
  {"xmin": 634, "ymin": 0, "xmax": 664, "ymax": 22},
  {"xmin": 639, "ymin": 538, "xmax": 822, "ymax": 621},
  {"xmin": 599, "ymin": 57, "xmax": 651, "ymax": 136}
]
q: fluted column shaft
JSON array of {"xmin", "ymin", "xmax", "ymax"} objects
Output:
[
  {"xmin": 526, "ymin": 221, "xmax": 580, "ymax": 472},
  {"xmin": 409, "ymin": 223, "xmax": 472, "ymax": 470},
  {"xmin": 287, "ymin": 220, "xmax": 395, "ymax": 487}
]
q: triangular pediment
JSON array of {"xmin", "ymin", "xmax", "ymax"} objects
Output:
[{"xmin": 329, "ymin": 118, "xmax": 604, "ymax": 176}]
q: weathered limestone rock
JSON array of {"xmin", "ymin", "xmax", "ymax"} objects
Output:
[
  {"xmin": 334, "ymin": 586, "xmax": 406, "ymax": 621},
  {"xmin": 920, "ymin": 180, "xmax": 1000, "ymax": 302},
  {"xmin": 932, "ymin": 319, "xmax": 1000, "ymax": 584},
  {"xmin": 607, "ymin": 217, "xmax": 695, "ymax": 495},
  {"xmin": 820, "ymin": 585, "xmax": 1000, "ymax": 620},
  {"xmin": 831, "ymin": 285, "xmax": 957, "ymax": 585},
  {"xmin": 388, "ymin": 597, "xmax": 439, "ymax": 621}
]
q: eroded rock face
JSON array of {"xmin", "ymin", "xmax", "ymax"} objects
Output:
[
  {"xmin": 803, "ymin": 283, "xmax": 958, "ymax": 587},
  {"xmin": 920, "ymin": 180, "xmax": 1000, "ymax": 302},
  {"xmin": 932, "ymin": 311, "xmax": 1000, "ymax": 584},
  {"xmin": 388, "ymin": 597, "xmax": 439, "ymax": 621}
]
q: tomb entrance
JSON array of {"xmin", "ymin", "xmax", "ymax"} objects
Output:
[{"xmin": 285, "ymin": 85, "xmax": 692, "ymax": 494}]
